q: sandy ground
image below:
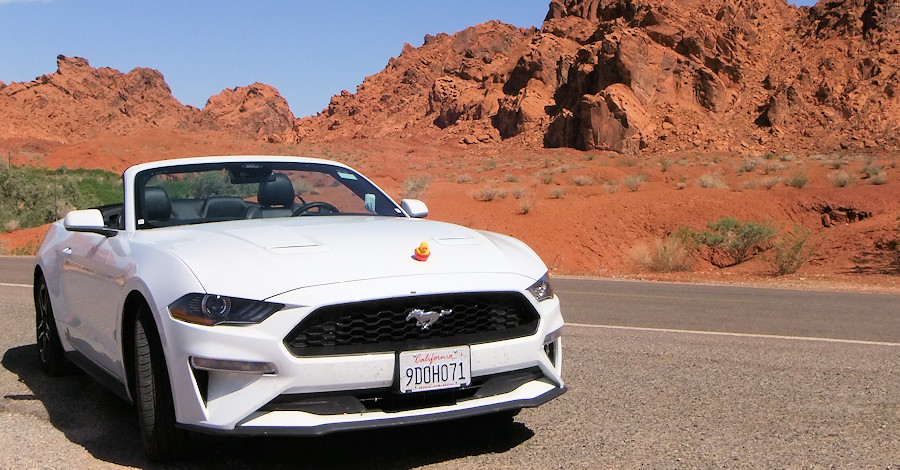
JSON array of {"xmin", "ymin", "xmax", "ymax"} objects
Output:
[{"xmin": 2, "ymin": 132, "xmax": 898, "ymax": 289}]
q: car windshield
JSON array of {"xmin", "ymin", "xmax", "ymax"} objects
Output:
[{"xmin": 134, "ymin": 162, "xmax": 402, "ymax": 229}]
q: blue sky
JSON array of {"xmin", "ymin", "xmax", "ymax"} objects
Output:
[{"xmin": 1, "ymin": 0, "xmax": 817, "ymax": 118}]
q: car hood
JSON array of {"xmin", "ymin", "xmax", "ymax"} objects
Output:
[{"xmin": 138, "ymin": 217, "xmax": 546, "ymax": 300}]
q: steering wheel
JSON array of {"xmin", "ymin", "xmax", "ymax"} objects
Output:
[{"xmin": 293, "ymin": 201, "xmax": 341, "ymax": 216}]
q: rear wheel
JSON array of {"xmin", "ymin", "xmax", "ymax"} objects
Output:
[
  {"xmin": 134, "ymin": 306, "xmax": 188, "ymax": 461},
  {"xmin": 34, "ymin": 275, "xmax": 70, "ymax": 376}
]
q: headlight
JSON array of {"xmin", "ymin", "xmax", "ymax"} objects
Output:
[
  {"xmin": 169, "ymin": 293, "xmax": 284, "ymax": 326},
  {"xmin": 527, "ymin": 273, "xmax": 554, "ymax": 301}
]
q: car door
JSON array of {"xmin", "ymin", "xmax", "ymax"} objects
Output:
[{"xmin": 58, "ymin": 231, "xmax": 124, "ymax": 375}]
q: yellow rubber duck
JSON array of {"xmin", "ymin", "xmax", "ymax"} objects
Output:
[{"xmin": 413, "ymin": 242, "xmax": 430, "ymax": 261}]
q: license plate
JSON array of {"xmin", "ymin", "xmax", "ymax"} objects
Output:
[{"xmin": 398, "ymin": 346, "xmax": 471, "ymax": 393}]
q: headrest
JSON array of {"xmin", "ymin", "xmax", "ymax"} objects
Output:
[
  {"xmin": 143, "ymin": 186, "xmax": 171, "ymax": 221},
  {"xmin": 202, "ymin": 197, "xmax": 247, "ymax": 219},
  {"xmin": 258, "ymin": 173, "xmax": 296, "ymax": 207}
]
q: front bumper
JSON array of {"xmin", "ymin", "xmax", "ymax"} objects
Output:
[{"xmin": 156, "ymin": 273, "xmax": 565, "ymax": 435}]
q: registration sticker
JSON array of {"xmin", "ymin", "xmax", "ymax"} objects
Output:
[{"xmin": 398, "ymin": 346, "xmax": 471, "ymax": 393}]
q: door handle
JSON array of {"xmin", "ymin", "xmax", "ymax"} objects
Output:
[{"xmin": 62, "ymin": 247, "xmax": 72, "ymax": 255}]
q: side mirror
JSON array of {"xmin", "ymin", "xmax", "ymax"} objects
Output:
[
  {"xmin": 64, "ymin": 209, "xmax": 117, "ymax": 237},
  {"xmin": 400, "ymin": 199, "xmax": 428, "ymax": 218}
]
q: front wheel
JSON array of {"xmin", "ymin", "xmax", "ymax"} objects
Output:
[
  {"xmin": 34, "ymin": 275, "xmax": 70, "ymax": 376},
  {"xmin": 134, "ymin": 307, "xmax": 188, "ymax": 461}
]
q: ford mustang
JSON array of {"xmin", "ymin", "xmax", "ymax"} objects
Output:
[{"xmin": 33, "ymin": 156, "xmax": 565, "ymax": 460}]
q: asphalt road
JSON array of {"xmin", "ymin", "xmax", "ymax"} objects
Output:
[{"xmin": 1, "ymin": 256, "xmax": 898, "ymax": 468}]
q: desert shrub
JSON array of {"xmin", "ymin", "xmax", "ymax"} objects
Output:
[
  {"xmin": 761, "ymin": 176, "xmax": 781, "ymax": 189},
  {"xmin": 504, "ymin": 174, "xmax": 519, "ymax": 183},
  {"xmin": 617, "ymin": 156, "xmax": 639, "ymax": 167},
  {"xmin": 739, "ymin": 158, "xmax": 760, "ymax": 173},
  {"xmin": 481, "ymin": 158, "xmax": 497, "ymax": 172},
  {"xmin": 510, "ymin": 187, "xmax": 527, "ymax": 199},
  {"xmin": 632, "ymin": 235, "xmax": 695, "ymax": 272},
  {"xmin": 861, "ymin": 162, "xmax": 883, "ymax": 177},
  {"xmin": 603, "ymin": 181, "xmax": 620, "ymax": 194},
  {"xmin": 573, "ymin": 175, "xmax": 595, "ymax": 186},
  {"xmin": 861, "ymin": 163, "xmax": 887, "ymax": 184},
  {"xmin": 401, "ymin": 174, "xmax": 429, "ymax": 199},
  {"xmin": 535, "ymin": 170, "xmax": 554, "ymax": 184},
  {"xmin": 690, "ymin": 217, "xmax": 776, "ymax": 267},
  {"xmin": 740, "ymin": 179, "xmax": 758, "ymax": 189},
  {"xmin": 0, "ymin": 164, "xmax": 119, "ymax": 231},
  {"xmin": 767, "ymin": 226, "xmax": 816, "ymax": 275},
  {"xmin": 518, "ymin": 199, "xmax": 533, "ymax": 215},
  {"xmin": 455, "ymin": 174, "xmax": 473, "ymax": 184},
  {"xmin": 659, "ymin": 158, "xmax": 672, "ymax": 172},
  {"xmin": 765, "ymin": 161, "xmax": 786, "ymax": 174},
  {"xmin": 623, "ymin": 174, "xmax": 646, "ymax": 192},
  {"xmin": 786, "ymin": 171, "xmax": 808, "ymax": 188},
  {"xmin": 472, "ymin": 186, "xmax": 506, "ymax": 201},
  {"xmin": 870, "ymin": 171, "xmax": 888, "ymax": 185},
  {"xmin": 698, "ymin": 173, "xmax": 728, "ymax": 189},
  {"xmin": 828, "ymin": 170, "xmax": 856, "ymax": 187},
  {"xmin": 549, "ymin": 187, "xmax": 567, "ymax": 199}
]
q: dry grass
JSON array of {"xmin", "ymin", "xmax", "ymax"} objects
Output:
[
  {"xmin": 828, "ymin": 170, "xmax": 856, "ymax": 187},
  {"xmin": 623, "ymin": 174, "xmax": 646, "ymax": 192},
  {"xmin": 472, "ymin": 186, "xmax": 507, "ymax": 201},
  {"xmin": 761, "ymin": 176, "xmax": 781, "ymax": 189},
  {"xmin": 400, "ymin": 174, "xmax": 429, "ymax": 199},
  {"xmin": 549, "ymin": 187, "xmax": 567, "ymax": 199},
  {"xmin": 631, "ymin": 236, "xmax": 695, "ymax": 272},
  {"xmin": 573, "ymin": 175, "xmax": 596, "ymax": 186},
  {"xmin": 786, "ymin": 171, "xmax": 809, "ymax": 188},
  {"xmin": 603, "ymin": 181, "xmax": 620, "ymax": 194},
  {"xmin": 518, "ymin": 199, "xmax": 534, "ymax": 215},
  {"xmin": 698, "ymin": 172, "xmax": 728, "ymax": 189}
]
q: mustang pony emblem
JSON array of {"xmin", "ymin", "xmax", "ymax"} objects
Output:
[{"xmin": 406, "ymin": 308, "xmax": 452, "ymax": 330}]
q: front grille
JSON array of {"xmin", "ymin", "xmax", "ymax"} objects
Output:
[
  {"xmin": 283, "ymin": 292, "xmax": 539, "ymax": 356},
  {"xmin": 260, "ymin": 368, "xmax": 545, "ymax": 414}
]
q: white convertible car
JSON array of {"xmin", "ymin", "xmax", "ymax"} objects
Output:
[{"xmin": 33, "ymin": 156, "xmax": 565, "ymax": 460}]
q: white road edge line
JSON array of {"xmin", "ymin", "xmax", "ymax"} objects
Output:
[
  {"xmin": 567, "ymin": 322, "xmax": 900, "ymax": 347},
  {"xmin": 0, "ymin": 282, "xmax": 31, "ymax": 289}
]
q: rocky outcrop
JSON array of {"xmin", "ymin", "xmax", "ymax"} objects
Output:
[
  {"xmin": 199, "ymin": 83, "xmax": 296, "ymax": 143},
  {"xmin": 0, "ymin": 55, "xmax": 194, "ymax": 143},
  {"xmin": 3, "ymin": 0, "xmax": 900, "ymax": 155},
  {"xmin": 298, "ymin": 0, "xmax": 900, "ymax": 154},
  {"xmin": 0, "ymin": 55, "xmax": 296, "ymax": 145}
]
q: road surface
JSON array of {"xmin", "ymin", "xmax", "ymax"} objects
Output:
[{"xmin": 0, "ymin": 256, "xmax": 897, "ymax": 467}]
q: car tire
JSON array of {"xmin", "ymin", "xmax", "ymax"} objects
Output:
[
  {"xmin": 134, "ymin": 306, "xmax": 188, "ymax": 461},
  {"xmin": 35, "ymin": 275, "xmax": 71, "ymax": 376}
]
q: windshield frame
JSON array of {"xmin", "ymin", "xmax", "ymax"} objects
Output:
[{"xmin": 131, "ymin": 160, "xmax": 404, "ymax": 230}]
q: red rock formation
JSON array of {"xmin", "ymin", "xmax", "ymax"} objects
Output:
[
  {"xmin": 299, "ymin": 0, "xmax": 900, "ymax": 154},
  {"xmin": 0, "ymin": 55, "xmax": 296, "ymax": 146},
  {"xmin": 199, "ymin": 83, "xmax": 296, "ymax": 143},
  {"xmin": 2, "ymin": 0, "xmax": 899, "ymax": 155},
  {"xmin": 0, "ymin": 55, "xmax": 193, "ymax": 143}
]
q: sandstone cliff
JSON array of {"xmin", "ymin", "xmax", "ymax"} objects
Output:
[{"xmin": 298, "ymin": 0, "xmax": 900, "ymax": 154}]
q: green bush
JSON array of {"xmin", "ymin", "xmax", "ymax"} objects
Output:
[
  {"xmin": 768, "ymin": 226, "xmax": 816, "ymax": 275},
  {"xmin": 0, "ymin": 164, "xmax": 121, "ymax": 232},
  {"xmin": 786, "ymin": 171, "xmax": 809, "ymax": 188},
  {"xmin": 691, "ymin": 217, "xmax": 776, "ymax": 267}
]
